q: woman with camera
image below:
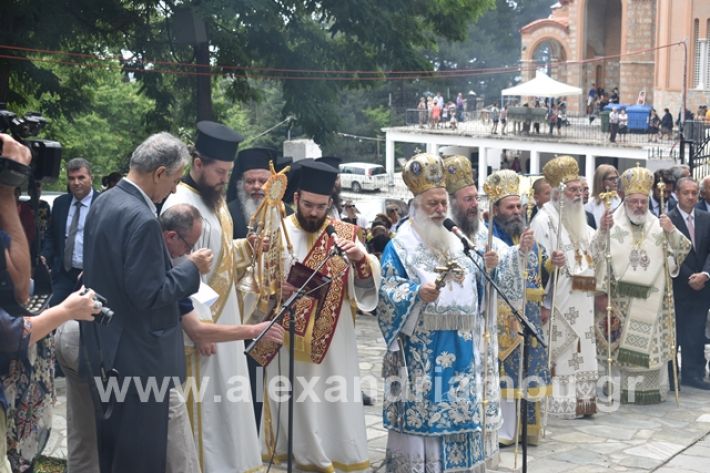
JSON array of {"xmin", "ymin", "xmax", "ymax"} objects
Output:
[{"xmin": 0, "ymin": 133, "xmax": 101, "ymax": 473}]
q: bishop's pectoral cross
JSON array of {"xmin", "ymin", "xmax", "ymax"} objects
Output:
[{"xmin": 433, "ymin": 260, "xmax": 464, "ymax": 289}]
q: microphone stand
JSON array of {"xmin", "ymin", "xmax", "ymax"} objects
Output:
[
  {"xmin": 459, "ymin": 238, "xmax": 545, "ymax": 473},
  {"xmin": 245, "ymin": 253, "xmax": 334, "ymax": 473}
]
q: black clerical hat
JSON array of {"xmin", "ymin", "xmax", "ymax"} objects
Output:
[
  {"xmin": 276, "ymin": 156, "xmax": 293, "ymax": 173},
  {"xmin": 195, "ymin": 121, "xmax": 244, "ymax": 162},
  {"xmin": 283, "ymin": 158, "xmax": 312, "ymax": 204},
  {"xmin": 237, "ymin": 147, "xmax": 278, "ymax": 175},
  {"xmin": 297, "ymin": 160, "xmax": 337, "ymax": 196},
  {"xmin": 315, "ymin": 156, "xmax": 342, "ymax": 171}
]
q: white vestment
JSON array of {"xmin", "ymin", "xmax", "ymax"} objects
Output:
[
  {"xmin": 530, "ymin": 202, "xmax": 599, "ymax": 418},
  {"xmin": 163, "ymin": 183, "xmax": 263, "ymax": 473},
  {"xmin": 590, "ymin": 205, "xmax": 691, "ymax": 404},
  {"xmin": 260, "ymin": 215, "xmax": 380, "ymax": 473}
]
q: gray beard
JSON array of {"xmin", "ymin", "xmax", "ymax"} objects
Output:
[
  {"xmin": 625, "ymin": 204, "xmax": 649, "ymax": 226},
  {"xmin": 494, "ymin": 214, "xmax": 525, "ymax": 240},
  {"xmin": 411, "ymin": 206, "xmax": 459, "ymax": 255},
  {"xmin": 560, "ymin": 197, "xmax": 587, "ymax": 244},
  {"xmin": 236, "ymin": 180, "xmax": 263, "ymax": 219}
]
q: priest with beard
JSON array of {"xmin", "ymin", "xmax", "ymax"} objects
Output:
[
  {"xmin": 485, "ymin": 169, "xmax": 561, "ymax": 446},
  {"xmin": 254, "ymin": 160, "xmax": 381, "ymax": 473},
  {"xmin": 227, "ymin": 147, "xmax": 277, "ymax": 239},
  {"xmin": 591, "ymin": 166, "xmax": 690, "ymax": 404},
  {"xmin": 529, "ymin": 156, "xmax": 599, "ymax": 419},
  {"xmin": 444, "ymin": 156, "xmax": 525, "ymax": 464},
  {"xmin": 161, "ymin": 121, "xmax": 264, "ymax": 473},
  {"xmin": 378, "ymin": 153, "xmax": 487, "ymax": 473}
]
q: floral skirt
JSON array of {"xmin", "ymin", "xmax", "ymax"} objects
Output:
[{"xmin": 2, "ymin": 336, "xmax": 55, "ymax": 472}]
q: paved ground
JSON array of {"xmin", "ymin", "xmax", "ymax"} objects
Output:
[{"xmin": 47, "ymin": 314, "xmax": 710, "ymax": 472}]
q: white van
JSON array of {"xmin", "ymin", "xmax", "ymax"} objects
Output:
[{"xmin": 339, "ymin": 162, "xmax": 387, "ymax": 192}]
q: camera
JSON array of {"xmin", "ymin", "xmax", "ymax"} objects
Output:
[
  {"xmin": 82, "ymin": 289, "xmax": 115, "ymax": 326},
  {"xmin": 0, "ymin": 107, "xmax": 62, "ymax": 188}
]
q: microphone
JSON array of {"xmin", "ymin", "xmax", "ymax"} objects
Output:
[
  {"xmin": 443, "ymin": 218, "xmax": 480, "ymax": 254},
  {"xmin": 325, "ymin": 225, "xmax": 349, "ymax": 261}
]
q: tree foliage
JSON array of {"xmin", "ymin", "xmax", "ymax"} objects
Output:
[
  {"xmin": 0, "ymin": 0, "xmax": 562, "ymax": 176},
  {"xmin": 2, "ymin": 0, "xmax": 495, "ymax": 142}
]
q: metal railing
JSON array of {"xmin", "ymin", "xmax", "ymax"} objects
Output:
[
  {"xmin": 684, "ymin": 120, "xmax": 710, "ymax": 178},
  {"xmin": 402, "ymin": 108, "xmax": 678, "ymax": 147}
]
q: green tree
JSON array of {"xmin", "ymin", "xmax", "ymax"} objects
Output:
[{"xmin": 1, "ymin": 0, "xmax": 496, "ymax": 143}]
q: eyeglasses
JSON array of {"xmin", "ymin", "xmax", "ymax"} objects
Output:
[{"xmin": 176, "ymin": 232, "xmax": 196, "ymax": 253}]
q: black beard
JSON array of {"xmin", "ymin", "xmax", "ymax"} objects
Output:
[
  {"xmin": 296, "ymin": 209, "xmax": 327, "ymax": 233},
  {"xmin": 494, "ymin": 214, "xmax": 525, "ymax": 239},
  {"xmin": 195, "ymin": 176, "xmax": 225, "ymax": 211}
]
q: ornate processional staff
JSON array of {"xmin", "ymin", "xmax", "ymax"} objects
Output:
[
  {"xmin": 513, "ymin": 185, "xmax": 536, "ymax": 469},
  {"xmin": 240, "ymin": 161, "xmax": 294, "ymax": 321},
  {"xmin": 599, "ymin": 187, "xmax": 618, "ymax": 403},
  {"xmin": 479, "ymin": 192, "xmax": 496, "ymax": 451},
  {"xmin": 658, "ymin": 181, "xmax": 681, "ymax": 407},
  {"xmin": 542, "ymin": 181, "xmax": 565, "ymax": 438}
]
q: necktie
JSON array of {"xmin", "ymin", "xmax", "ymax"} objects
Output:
[
  {"xmin": 64, "ymin": 201, "xmax": 82, "ymax": 271},
  {"xmin": 687, "ymin": 214, "xmax": 696, "ymax": 250}
]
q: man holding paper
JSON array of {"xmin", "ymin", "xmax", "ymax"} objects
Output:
[{"xmin": 159, "ymin": 203, "xmax": 284, "ymax": 473}]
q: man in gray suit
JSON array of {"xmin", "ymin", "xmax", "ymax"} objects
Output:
[{"xmin": 81, "ymin": 132, "xmax": 213, "ymax": 473}]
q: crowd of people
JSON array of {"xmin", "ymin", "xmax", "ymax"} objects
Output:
[
  {"xmin": 417, "ymin": 92, "xmax": 468, "ymax": 129},
  {"xmin": 2, "ymin": 121, "xmax": 710, "ymax": 473}
]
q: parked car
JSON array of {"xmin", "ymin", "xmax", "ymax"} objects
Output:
[{"xmin": 339, "ymin": 162, "xmax": 387, "ymax": 192}]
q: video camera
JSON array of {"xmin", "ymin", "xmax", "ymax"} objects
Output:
[{"xmin": 0, "ymin": 107, "xmax": 62, "ymax": 188}]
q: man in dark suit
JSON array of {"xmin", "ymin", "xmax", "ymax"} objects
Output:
[
  {"xmin": 81, "ymin": 132, "xmax": 213, "ymax": 472},
  {"xmin": 582, "ymin": 178, "xmax": 597, "ymax": 229},
  {"xmin": 42, "ymin": 158, "xmax": 98, "ymax": 306},
  {"xmin": 43, "ymin": 158, "xmax": 102, "ymax": 470},
  {"xmin": 696, "ymin": 176, "xmax": 710, "ymax": 213},
  {"xmin": 669, "ymin": 177, "xmax": 710, "ymax": 390}
]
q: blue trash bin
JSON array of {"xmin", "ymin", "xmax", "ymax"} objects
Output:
[{"xmin": 626, "ymin": 104, "xmax": 652, "ymax": 133}]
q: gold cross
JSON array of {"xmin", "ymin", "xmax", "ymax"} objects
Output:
[
  {"xmin": 599, "ymin": 188, "xmax": 618, "ymax": 210},
  {"xmin": 433, "ymin": 260, "xmax": 464, "ymax": 289},
  {"xmin": 657, "ymin": 182, "xmax": 667, "ymax": 214}
]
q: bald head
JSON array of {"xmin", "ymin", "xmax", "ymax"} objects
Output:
[{"xmin": 160, "ymin": 204, "xmax": 203, "ymax": 259}]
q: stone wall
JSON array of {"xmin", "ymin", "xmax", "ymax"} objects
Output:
[
  {"xmin": 654, "ymin": 88, "xmax": 710, "ymax": 113},
  {"xmin": 620, "ymin": 0, "xmax": 657, "ymax": 105}
]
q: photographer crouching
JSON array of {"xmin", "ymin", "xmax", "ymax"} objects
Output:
[{"xmin": 0, "ymin": 133, "xmax": 102, "ymax": 472}]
